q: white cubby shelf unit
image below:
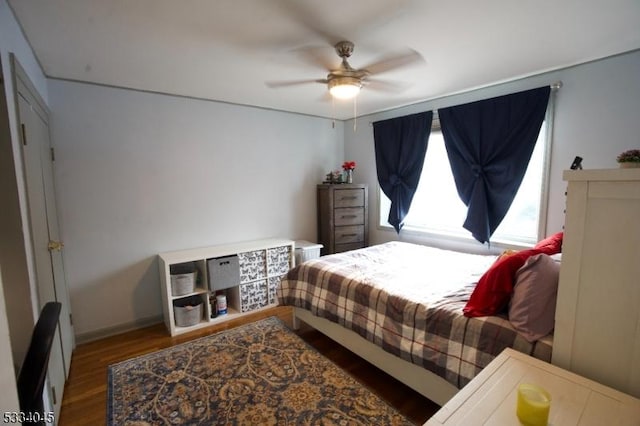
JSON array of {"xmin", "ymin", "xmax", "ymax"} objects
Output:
[{"xmin": 158, "ymin": 238, "xmax": 295, "ymax": 336}]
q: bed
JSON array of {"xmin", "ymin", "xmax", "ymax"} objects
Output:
[{"xmin": 276, "ymin": 241, "xmax": 554, "ymax": 406}]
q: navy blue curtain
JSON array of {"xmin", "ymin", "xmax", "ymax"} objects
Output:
[
  {"xmin": 438, "ymin": 86, "xmax": 550, "ymax": 244},
  {"xmin": 373, "ymin": 111, "xmax": 433, "ymax": 233}
]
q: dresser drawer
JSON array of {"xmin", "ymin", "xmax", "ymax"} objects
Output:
[
  {"xmin": 334, "ymin": 207, "xmax": 364, "ymax": 226},
  {"xmin": 334, "ymin": 225, "xmax": 364, "ymax": 244},
  {"xmin": 334, "ymin": 188, "xmax": 365, "ymax": 208},
  {"xmin": 335, "ymin": 242, "xmax": 365, "ymax": 253}
]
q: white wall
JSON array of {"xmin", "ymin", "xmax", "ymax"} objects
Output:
[
  {"xmin": 0, "ymin": 0, "xmax": 49, "ymax": 404},
  {"xmin": 48, "ymin": 80, "xmax": 343, "ymax": 339},
  {"xmin": 344, "ymin": 50, "xmax": 640, "ymax": 252}
]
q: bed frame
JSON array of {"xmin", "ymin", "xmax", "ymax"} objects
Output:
[{"xmin": 292, "ymin": 307, "xmax": 458, "ymax": 406}]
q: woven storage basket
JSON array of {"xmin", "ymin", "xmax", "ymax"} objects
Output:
[
  {"xmin": 173, "ymin": 296, "xmax": 203, "ymax": 327},
  {"xmin": 170, "ymin": 271, "xmax": 196, "ymax": 296}
]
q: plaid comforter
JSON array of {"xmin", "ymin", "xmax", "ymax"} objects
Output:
[{"xmin": 277, "ymin": 241, "xmax": 553, "ymax": 389}]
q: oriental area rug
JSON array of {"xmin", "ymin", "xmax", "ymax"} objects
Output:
[{"xmin": 107, "ymin": 317, "xmax": 412, "ymax": 425}]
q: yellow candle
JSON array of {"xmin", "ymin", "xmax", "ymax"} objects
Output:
[{"xmin": 516, "ymin": 383, "xmax": 551, "ymax": 426}]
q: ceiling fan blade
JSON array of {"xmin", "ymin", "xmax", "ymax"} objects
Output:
[
  {"xmin": 266, "ymin": 79, "xmax": 327, "ymax": 88},
  {"xmin": 276, "ymin": 0, "xmax": 412, "ymax": 47},
  {"xmin": 364, "ymin": 78, "xmax": 411, "ymax": 93},
  {"xmin": 361, "ymin": 49, "xmax": 425, "ymax": 75},
  {"xmin": 291, "ymin": 45, "xmax": 336, "ymax": 71},
  {"xmin": 276, "ymin": 1, "xmax": 341, "ymax": 46}
]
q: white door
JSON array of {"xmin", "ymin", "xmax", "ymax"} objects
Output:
[{"xmin": 14, "ymin": 57, "xmax": 74, "ymax": 420}]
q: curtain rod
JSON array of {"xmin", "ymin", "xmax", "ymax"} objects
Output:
[{"xmin": 369, "ymin": 82, "xmax": 564, "ymax": 125}]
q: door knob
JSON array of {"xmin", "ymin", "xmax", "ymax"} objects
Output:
[{"xmin": 48, "ymin": 240, "xmax": 64, "ymax": 251}]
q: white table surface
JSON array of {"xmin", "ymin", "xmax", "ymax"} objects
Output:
[{"xmin": 425, "ymin": 348, "xmax": 640, "ymax": 425}]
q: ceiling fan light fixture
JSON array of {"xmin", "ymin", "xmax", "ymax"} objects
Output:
[{"xmin": 328, "ymin": 76, "xmax": 362, "ymax": 99}]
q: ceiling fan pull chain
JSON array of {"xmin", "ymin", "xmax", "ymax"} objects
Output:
[
  {"xmin": 331, "ymin": 96, "xmax": 336, "ymax": 129},
  {"xmin": 353, "ymin": 97, "xmax": 357, "ymax": 132}
]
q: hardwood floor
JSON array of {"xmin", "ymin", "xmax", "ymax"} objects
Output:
[{"xmin": 58, "ymin": 306, "xmax": 440, "ymax": 425}]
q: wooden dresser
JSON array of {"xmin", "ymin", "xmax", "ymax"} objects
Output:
[{"xmin": 317, "ymin": 184, "xmax": 369, "ymax": 255}]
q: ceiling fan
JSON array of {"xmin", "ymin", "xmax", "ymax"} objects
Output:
[{"xmin": 267, "ymin": 40, "xmax": 424, "ymax": 100}]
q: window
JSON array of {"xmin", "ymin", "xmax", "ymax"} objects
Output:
[{"xmin": 379, "ymin": 117, "xmax": 549, "ymax": 246}]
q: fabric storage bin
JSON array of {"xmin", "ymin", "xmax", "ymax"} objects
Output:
[
  {"xmin": 208, "ymin": 255, "xmax": 240, "ymax": 291},
  {"xmin": 173, "ymin": 296, "xmax": 203, "ymax": 327},
  {"xmin": 170, "ymin": 262, "xmax": 197, "ymax": 296}
]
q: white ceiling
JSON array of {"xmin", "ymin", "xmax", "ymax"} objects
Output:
[{"xmin": 8, "ymin": 0, "xmax": 640, "ymax": 120}]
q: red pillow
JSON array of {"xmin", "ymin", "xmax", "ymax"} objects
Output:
[
  {"xmin": 533, "ymin": 232, "xmax": 563, "ymax": 255},
  {"xmin": 463, "ymin": 249, "xmax": 541, "ymax": 317}
]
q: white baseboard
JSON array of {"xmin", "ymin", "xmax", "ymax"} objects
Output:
[{"xmin": 75, "ymin": 314, "xmax": 163, "ymax": 344}]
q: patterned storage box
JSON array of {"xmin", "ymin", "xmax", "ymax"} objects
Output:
[
  {"xmin": 238, "ymin": 250, "xmax": 267, "ymax": 283},
  {"xmin": 239, "ymin": 280, "xmax": 268, "ymax": 312},
  {"xmin": 267, "ymin": 246, "xmax": 291, "ymax": 276},
  {"xmin": 267, "ymin": 276, "xmax": 281, "ymax": 305}
]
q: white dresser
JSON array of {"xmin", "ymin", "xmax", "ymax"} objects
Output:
[{"xmin": 553, "ymin": 168, "xmax": 640, "ymax": 398}]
